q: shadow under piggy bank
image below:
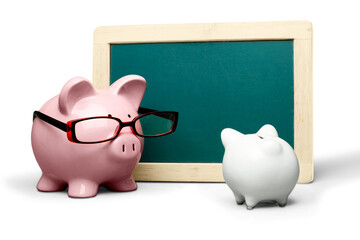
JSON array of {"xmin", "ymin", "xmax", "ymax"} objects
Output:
[{"xmin": 216, "ymin": 150, "xmax": 360, "ymax": 209}]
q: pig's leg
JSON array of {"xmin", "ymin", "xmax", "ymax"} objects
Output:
[
  {"xmin": 37, "ymin": 174, "xmax": 67, "ymax": 192},
  {"xmin": 277, "ymin": 197, "xmax": 288, "ymax": 207},
  {"xmin": 67, "ymin": 179, "xmax": 99, "ymax": 198},
  {"xmin": 234, "ymin": 193, "xmax": 245, "ymax": 205},
  {"xmin": 105, "ymin": 177, "xmax": 137, "ymax": 192},
  {"xmin": 245, "ymin": 197, "xmax": 259, "ymax": 210}
]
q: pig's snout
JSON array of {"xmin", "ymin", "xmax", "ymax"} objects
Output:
[
  {"xmin": 121, "ymin": 139, "xmax": 139, "ymax": 154},
  {"xmin": 110, "ymin": 133, "xmax": 142, "ymax": 160},
  {"xmin": 122, "ymin": 142, "xmax": 136, "ymax": 153}
]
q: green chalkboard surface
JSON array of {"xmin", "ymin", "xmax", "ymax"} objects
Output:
[{"xmin": 110, "ymin": 41, "xmax": 294, "ymax": 163}]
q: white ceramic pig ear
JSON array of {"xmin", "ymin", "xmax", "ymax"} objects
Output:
[
  {"xmin": 221, "ymin": 128, "xmax": 243, "ymax": 147},
  {"xmin": 109, "ymin": 75, "xmax": 147, "ymax": 110},
  {"xmin": 58, "ymin": 77, "xmax": 97, "ymax": 115},
  {"xmin": 257, "ymin": 124, "xmax": 278, "ymax": 137}
]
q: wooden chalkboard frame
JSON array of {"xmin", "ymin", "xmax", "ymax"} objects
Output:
[{"xmin": 93, "ymin": 21, "xmax": 313, "ymax": 183}]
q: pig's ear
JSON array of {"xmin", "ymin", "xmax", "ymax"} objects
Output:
[
  {"xmin": 257, "ymin": 124, "xmax": 278, "ymax": 137},
  {"xmin": 221, "ymin": 128, "xmax": 243, "ymax": 148},
  {"xmin": 58, "ymin": 77, "xmax": 96, "ymax": 115},
  {"xmin": 109, "ymin": 75, "xmax": 146, "ymax": 110}
]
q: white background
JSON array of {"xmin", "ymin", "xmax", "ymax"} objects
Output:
[{"xmin": 1, "ymin": 0, "xmax": 359, "ymax": 239}]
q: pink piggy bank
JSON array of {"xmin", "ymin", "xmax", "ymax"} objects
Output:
[{"xmin": 31, "ymin": 75, "xmax": 147, "ymax": 198}]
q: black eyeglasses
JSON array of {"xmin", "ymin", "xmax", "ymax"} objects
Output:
[{"xmin": 33, "ymin": 107, "xmax": 179, "ymax": 144}]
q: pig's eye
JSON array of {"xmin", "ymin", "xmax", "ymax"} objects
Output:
[{"xmin": 128, "ymin": 114, "xmax": 131, "ymax": 118}]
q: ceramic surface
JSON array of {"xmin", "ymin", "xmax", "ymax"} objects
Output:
[
  {"xmin": 221, "ymin": 125, "xmax": 299, "ymax": 209},
  {"xmin": 31, "ymin": 75, "xmax": 146, "ymax": 198}
]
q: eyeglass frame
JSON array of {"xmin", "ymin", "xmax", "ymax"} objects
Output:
[{"xmin": 33, "ymin": 107, "xmax": 179, "ymax": 144}]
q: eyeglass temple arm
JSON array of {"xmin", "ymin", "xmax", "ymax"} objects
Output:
[{"xmin": 33, "ymin": 111, "xmax": 67, "ymax": 132}]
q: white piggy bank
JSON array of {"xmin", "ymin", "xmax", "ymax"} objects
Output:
[{"xmin": 221, "ymin": 125, "xmax": 299, "ymax": 210}]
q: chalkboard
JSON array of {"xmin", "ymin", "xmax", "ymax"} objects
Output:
[
  {"xmin": 110, "ymin": 41, "xmax": 294, "ymax": 164},
  {"xmin": 93, "ymin": 22, "xmax": 313, "ymax": 183}
]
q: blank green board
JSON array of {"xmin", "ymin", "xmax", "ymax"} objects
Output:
[{"xmin": 110, "ymin": 41, "xmax": 294, "ymax": 163}]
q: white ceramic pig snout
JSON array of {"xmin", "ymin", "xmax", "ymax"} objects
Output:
[{"xmin": 110, "ymin": 133, "xmax": 142, "ymax": 160}]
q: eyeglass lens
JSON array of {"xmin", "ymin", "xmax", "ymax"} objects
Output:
[
  {"xmin": 136, "ymin": 112, "xmax": 175, "ymax": 137},
  {"xmin": 75, "ymin": 118, "xmax": 119, "ymax": 142}
]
